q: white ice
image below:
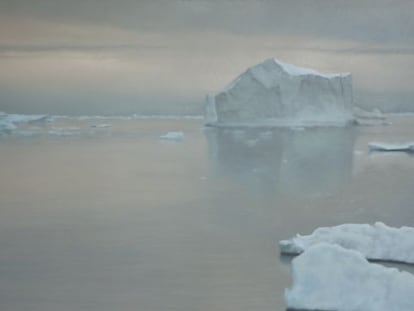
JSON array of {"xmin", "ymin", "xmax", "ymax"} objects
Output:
[
  {"xmin": 205, "ymin": 58, "xmax": 354, "ymax": 127},
  {"xmin": 353, "ymin": 106, "xmax": 388, "ymax": 126},
  {"xmin": 285, "ymin": 243, "xmax": 414, "ymax": 311},
  {"xmin": 273, "ymin": 58, "xmax": 349, "ymax": 78},
  {"xmin": 160, "ymin": 131, "xmax": 184, "ymax": 141},
  {"xmin": 91, "ymin": 124, "xmax": 112, "ymax": 128},
  {"xmin": 368, "ymin": 142, "xmax": 414, "ymax": 152},
  {"xmin": 280, "ymin": 222, "xmax": 414, "ymax": 263},
  {"xmin": 0, "ymin": 112, "xmax": 48, "ymax": 134},
  {"xmin": 48, "ymin": 127, "xmax": 81, "ymax": 137}
]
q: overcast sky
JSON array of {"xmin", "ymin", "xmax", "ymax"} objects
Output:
[{"xmin": 1, "ymin": 0, "xmax": 413, "ymax": 115}]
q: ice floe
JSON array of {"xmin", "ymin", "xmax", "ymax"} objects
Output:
[
  {"xmin": 91, "ymin": 123, "xmax": 112, "ymax": 128},
  {"xmin": 0, "ymin": 112, "xmax": 48, "ymax": 134},
  {"xmin": 354, "ymin": 106, "xmax": 388, "ymax": 126},
  {"xmin": 368, "ymin": 142, "xmax": 414, "ymax": 153},
  {"xmin": 285, "ymin": 243, "xmax": 414, "ymax": 311},
  {"xmin": 280, "ymin": 222, "xmax": 414, "ymax": 263},
  {"xmin": 160, "ymin": 131, "xmax": 184, "ymax": 141},
  {"xmin": 48, "ymin": 127, "xmax": 81, "ymax": 137}
]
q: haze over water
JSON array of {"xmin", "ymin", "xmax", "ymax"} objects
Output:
[
  {"xmin": 1, "ymin": 1, "xmax": 414, "ymax": 311},
  {"xmin": 1, "ymin": 0, "xmax": 414, "ymax": 115}
]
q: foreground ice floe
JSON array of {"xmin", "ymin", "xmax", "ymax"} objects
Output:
[
  {"xmin": 285, "ymin": 243, "xmax": 414, "ymax": 311},
  {"xmin": 205, "ymin": 58, "xmax": 354, "ymax": 127},
  {"xmin": 368, "ymin": 142, "xmax": 414, "ymax": 152},
  {"xmin": 160, "ymin": 131, "xmax": 184, "ymax": 141},
  {"xmin": 280, "ymin": 222, "xmax": 414, "ymax": 263}
]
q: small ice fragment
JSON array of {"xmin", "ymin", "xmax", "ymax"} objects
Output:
[
  {"xmin": 285, "ymin": 243, "xmax": 414, "ymax": 311},
  {"xmin": 160, "ymin": 131, "xmax": 184, "ymax": 141},
  {"xmin": 91, "ymin": 124, "xmax": 112, "ymax": 128},
  {"xmin": 280, "ymin": 222, "xmax": 414, "ymax": 263},
  {"xmin": 368, "ymin": 142, "xmax": 414, "ymax": 152},
  {"xmin": 48, "ymin": 127, "xmax": 81, "ymax": 136}
]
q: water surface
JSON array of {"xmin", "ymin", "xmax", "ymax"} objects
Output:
[{"xmin": 1, "ymin": 116, "xmax": 414, "ymax": 310}]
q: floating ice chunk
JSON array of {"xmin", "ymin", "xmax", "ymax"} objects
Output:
[
  {"xmin": 285, "ymin": 243, "xmax": 414, "ymax": 311},
  {"xmin": 368, "ymin": 142, "xmax": 414, "ymax": 152},
  {"xmin": 0, "ymin": 112, "xmax": 48, "ymax": 134},
  {"xmin": 4, "ymin": 113, "xmax": 49, "ymax": 124},
  {"xmin": 160, "ymin": 131, "xmax": 184, "ymax": 141},
  {"xmin": 48, "ymin": 127, "xmax": 81, "ymax": 136},
  {"xmin": 354, "ymin": 107, "xmax": 388, "ymax": 126},
  {"xmin": 205, "ymin": 58, "xmax": 354, "ymax": 127},
  {"xmin": 91, "ymin": 124, "xmax": 112, "ymax": 128},
  {"xmin": 354, "ymin": 106, "xmax": 385, "ymax": 120},
  {"xmin": 280, "ymin": 222, "xmax": 414, "ymax": 263}
]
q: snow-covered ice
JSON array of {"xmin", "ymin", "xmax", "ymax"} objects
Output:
[
  {"xmin": 368, "ymin": 142, "xmax": 414, "ymax": 152},
  {"xmin": 285, "ymin": 243, "xmax": 414, "ymax": 311},
  {"xmin": 280, "ymin": 222, "xmax": 414, "ymax": 263},
  {"xmin": 160, "ymin": 131, "xmax": 184, "ymax": 141},
  {"xmin": 205, "ymin": 58, "xmax": 354, "ymax": 127}
]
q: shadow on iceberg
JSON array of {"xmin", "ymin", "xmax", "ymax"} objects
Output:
[{"xmin": 205, "ymin": 127, "xmax": 355, "ymax": 198}]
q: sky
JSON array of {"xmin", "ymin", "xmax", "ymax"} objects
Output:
[{"xmin": 0, "ymin": 0, "xmax": 413, "ymax": 115}]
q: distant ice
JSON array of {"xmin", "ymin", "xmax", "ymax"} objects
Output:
[
  {"xmin": 354, "ymin": 106, "xmax": 385, "ymax": 120},
  {"xmin": 280, "ymin": 222, "xmax": 414, "ymax": 263},
  {"xmin": 52, "ymin": 115, "xmax": 202, "ymax": 121},
  {"xmin": 0, "ymin": 112, "xmax": 48, "ymax": 134},
  {"xmin": 91, "ymin": 124, "xmax": 112, "ymax": 128},
  {"xmin": 48, "ymin": 127, "xmax": 81, "ymax": 137},
  {"xmin": 354, "ymin": 106, "xmax": 388, "ymax": 126},
  {"xmin": 369, "ymin": 142, "xmax": 414, "ymax": 152},
  {"xmin": 285, "ymin": 243, "xmax": 414, "ymax": 311},
  {"xmin": 160, "ymin": 131, "xmax": 184, "ymax": 141}
]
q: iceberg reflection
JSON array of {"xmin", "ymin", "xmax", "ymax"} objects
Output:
[{"xmin": 205, "ymin": 127, "xmax": 355, "ymax": 198}]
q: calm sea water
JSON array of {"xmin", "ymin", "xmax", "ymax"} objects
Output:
[{"xmin": 1, "ymin": 116, "xmax": 414, "ymax": 311}]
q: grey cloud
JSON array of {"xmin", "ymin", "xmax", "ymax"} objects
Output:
[
  {"xmin": 1, "ymin": 0, "xmax": 414, "ymax": 44},
  {"xmin": 0, "ymin": 44, "xmax": 167, "ymax": 54}
]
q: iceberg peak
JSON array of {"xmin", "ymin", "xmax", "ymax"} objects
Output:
[{"xmin": 272, "ymin": 58, "xmax": 350, "ymax": 78}]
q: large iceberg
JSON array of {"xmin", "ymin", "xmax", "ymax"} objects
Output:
[
  {"xmin": 205, "ymin": 58, "xmax": 354, "ymax": 127},
  {"xmin": 280, "ymin": 222, "xmax": 414, "ymax": 263},
  {"xmin": 285, "ymin": 243, "xmax": 414, "ymax": 311}
]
